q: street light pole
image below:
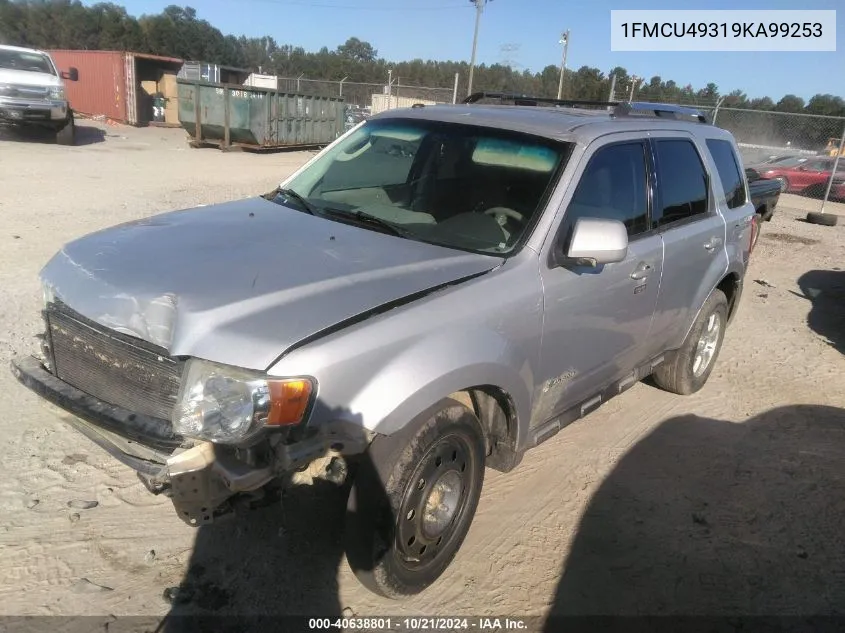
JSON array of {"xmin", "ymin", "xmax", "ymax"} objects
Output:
[
  {"xmin": 467, "ymin": 0, "xmax": 489, "ymax": 97},
  {"xmin": 557, "ymin": 30, "xmax": 570, "ymax": 100}
]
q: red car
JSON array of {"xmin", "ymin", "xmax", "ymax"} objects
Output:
[{"xmin": 748, "ymin": 156, "xmax": 845, "ymax": 197}]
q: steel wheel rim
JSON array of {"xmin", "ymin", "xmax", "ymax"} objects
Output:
[
  {"xmin": 693, "ymin": 312, "xmax": 721, "ymax": 377},
  {"xmin": 395, "ymin": 434, "xmax": 473, "ymax": 571}
]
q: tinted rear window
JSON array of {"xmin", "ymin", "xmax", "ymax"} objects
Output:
[
  {"xmin": 654, "ymin": 139, "xmax": 709, "ymax": 227},
  {"xmin": 706, "ymin": 139, "xmax": 747, "ymax": 209}
]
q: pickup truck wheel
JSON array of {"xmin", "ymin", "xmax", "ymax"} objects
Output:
[
  {"xmin": 652, "ymin": 289, "xmax": 728, "ymax": 395},
  {"xmin": 56, "ymin": 112, "xmax": 75, "ymax": 146},
  {"xmin": 806, "ymin": 212, "xmax": 838, "ymax": 227},
  {"xmin": 344, "ymin": 398, "xmax": 485, "ymax": 598}
]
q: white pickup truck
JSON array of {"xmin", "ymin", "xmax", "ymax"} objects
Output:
[{"xmin": 0, "ymin": 44, "xmax": 78, "ymax": 145}]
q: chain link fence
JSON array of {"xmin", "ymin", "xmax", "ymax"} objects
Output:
[
  {"xmin": 616, "ymin": 97, "xmax": 845, "ymax": 208},
  {"xmin": 709, "ymin": 107, "xmax": 845, "ymax": 166}
]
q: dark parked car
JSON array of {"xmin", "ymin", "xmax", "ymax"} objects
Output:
[{"xmin": 746, "ymin": 175, "xmax": 781, "ymax": 246}]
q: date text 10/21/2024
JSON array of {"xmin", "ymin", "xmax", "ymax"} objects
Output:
[{"xmin": 308, "ymin": 618, "xmax": 529, "ymax": 631}]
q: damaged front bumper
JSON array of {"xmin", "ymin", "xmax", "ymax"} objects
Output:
[{"xmin": 11, "ymin": 355, "xmax": 357, "ymax": 526}]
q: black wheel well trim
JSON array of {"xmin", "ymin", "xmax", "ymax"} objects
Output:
[
  {"xmin": 451, "ymin": 386, "xmax": 521, "ymax": 473},
  {"xmin": 716, "ymin": 272, "xmax": 741, "ymax": 322}
]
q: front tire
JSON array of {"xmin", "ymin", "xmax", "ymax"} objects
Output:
[
  {"xmin": 652, "ymin": 289, "xmax": 728, "ymax": 395},
  {"xmin": 344, "ymin": 398, "xmax": 486, "ymax": 598}
]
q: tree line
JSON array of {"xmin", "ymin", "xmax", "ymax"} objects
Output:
[{"xmin": 1, "ymin": 0, "xmax": 843, "ymax": 147}]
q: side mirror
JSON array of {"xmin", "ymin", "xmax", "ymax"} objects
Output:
[
  {"xmin": 555, "ymin": 218, "xmax": 628, "ymax": 268},
  {"xmin": 61, "ymin": 67, "xmax": 79, "ymax": 82}
]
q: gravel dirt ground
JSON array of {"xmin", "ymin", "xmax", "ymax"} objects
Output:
[{"xmin": 1, "ymin": 122, "xmax": 844, "ymax": 628}]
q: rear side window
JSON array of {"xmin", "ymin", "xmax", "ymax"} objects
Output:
[
  {"xmin": 653, "ymin": 139, "xmax": 709, "ymax": 227},
  {"xmin": 706, "ymin": 139, "xmax": 747, "ymax": 209},
  {"xmin": 565, "ymin": 142, "xmax": 650, "ymax": 237}
]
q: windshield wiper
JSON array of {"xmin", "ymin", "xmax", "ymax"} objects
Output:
[
  {"xmin": 321, "ymin": 208, "xmax": 409, "ymax": 237},
  {"xmin": 265, "ymin": 187, "xmax": 319, "ymax": 215}
]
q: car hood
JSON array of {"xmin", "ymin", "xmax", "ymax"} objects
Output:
[
  {"xmin": 41, "ymin": 197, "xmax": 501, "ymax": 370},
  {"xmin": 0, "ymin": 68, "xmax": 61, "ymax": 88}
]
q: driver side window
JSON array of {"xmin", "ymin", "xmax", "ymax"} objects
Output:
[{"xmin": 564, "ymin": 142, "xmax": 650, "ymax": 237}]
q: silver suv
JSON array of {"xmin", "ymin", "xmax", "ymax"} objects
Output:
[{"xmin": 11, "ymin": 95, "xmax": 757, "ymax": 598}]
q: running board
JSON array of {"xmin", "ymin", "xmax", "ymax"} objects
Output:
[{"xmin": 530, "ymin": 354, "xmax": 665, "ymax": 448}]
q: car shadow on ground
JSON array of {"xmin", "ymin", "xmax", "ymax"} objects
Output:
[
  {"xmin": 0, "ymin": 124, "xmax": 106, "ymax": 145},
  {"xmin": 797, "ymin": 269, "xmax": 845, "ymax": 354},
  {"xmin": 159, "ymin": 401, "xmax": 392, "ymax": 633},
  {"xmin": 542, "ymin": 404, "xmax": 845, "ymax": 632}
]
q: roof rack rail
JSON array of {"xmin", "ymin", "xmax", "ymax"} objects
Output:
[
  {"xmin": 463, "ymin": 92, "xmax": 618, "ymax": 108},
  {"xmin": 613, "ymin": 102, "xmax": 710, "ymax": 123},
  {"xmin": 463, "ymin": 92, "xmax": 711, "ymax": 124}
]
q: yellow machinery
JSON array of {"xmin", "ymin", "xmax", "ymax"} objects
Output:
[{"xmin": 824, "ymin": 137, "xmax": 845, "ymax": 157}]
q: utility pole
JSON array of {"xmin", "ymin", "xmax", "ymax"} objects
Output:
[
  {"xmin": 628, "ymin": 75, "xmax": 642, "ymax": 102},
  {"xmin": 557, "ymin": 30, "xmax": 570, "ymax": 100},
  {"xmin": 467, "ymin": 0, "xmax": 490, "ymax": 97}
]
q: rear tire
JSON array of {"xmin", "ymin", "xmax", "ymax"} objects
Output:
[
  {"xmin": 56, "ymin": 112, "xmax": 75, "ymax": 146},
  {"xmin": 806, "ymin": 212, "xmax": 838, "ymax": 226},
  {"xmin": 344, "ymin": 398, "xmax": 486, "ymax": 598},
  {"xmin": 652, "ymin": 289, "xmax": 728, "ymax": 395}
]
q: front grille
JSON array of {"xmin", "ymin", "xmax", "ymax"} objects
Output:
[
  {"xmin": 0, "ymin": 84, "xmax": 49, "ymax": 98},
  {"xmin": 44, "ymin": 301, "xmax": 183, "ymax": 422}
]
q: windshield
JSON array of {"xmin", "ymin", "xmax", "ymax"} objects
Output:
[
  {"xmin": 0, "ymin": 49, "xmax": 55, "ymax": 75},
  {"xmin": 279, "ymin": 117, "xmax": 570, "ymax": 255}
]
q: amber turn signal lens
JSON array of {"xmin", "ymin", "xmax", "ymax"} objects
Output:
[{"xmin": 266, "ymin": 379, "xmax": 313, "ymax": 426}]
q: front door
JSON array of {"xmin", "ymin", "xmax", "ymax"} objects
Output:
[{"xmin": 533, "ymin": 137, "xmax": 664, "ymax": 426}]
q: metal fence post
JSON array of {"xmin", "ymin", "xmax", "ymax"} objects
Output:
[
  {"xmin": 712, "ymin": 96, "xmax": 725, "ymax": 125},
  {"xmin": 820, "ymin": 123, "xmax": 845, "ymax": 214},
  {"xmin": 453, "ymin": 73, "xmax": 459, "ymax": 104}
]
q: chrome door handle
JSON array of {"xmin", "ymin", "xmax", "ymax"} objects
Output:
[{"xmin": 630, "ymin": 263, "xmax": 653, "ymax": 280}]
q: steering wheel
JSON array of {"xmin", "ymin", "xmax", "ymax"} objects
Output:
[{"xmin": 483, "ymin": 206, "xmax": 525, "ymax": 228}]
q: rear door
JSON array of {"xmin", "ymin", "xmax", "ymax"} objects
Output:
[
  {"xmin": 648, "ymin": 134, "xmax": 729, "ymax": 353},
  {"xmin": 706, "ymin": 137, "xmax": 756, "ymax": 271}
]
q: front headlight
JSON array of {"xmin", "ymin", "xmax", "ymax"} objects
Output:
[
  {"xmin": 172, "ymin": 358, "xmax": 314, "ymax": 444},
  {"xmin": 49, "ymin": 86, "xmax": 65, "ymax": 100}
]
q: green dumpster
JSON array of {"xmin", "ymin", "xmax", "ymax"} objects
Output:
[{"xmin": 177, "ymin": 79, "xmax": 345, "ymax": 150}]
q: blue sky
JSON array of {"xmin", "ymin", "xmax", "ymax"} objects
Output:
[{"xmin": 105, "ymin": 0, "xmax": 842, "ymax": 101}]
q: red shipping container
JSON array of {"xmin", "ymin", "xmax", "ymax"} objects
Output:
[{"xmin": 48, "ymin": 50, "xmax": 127, "ymax": 122}]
